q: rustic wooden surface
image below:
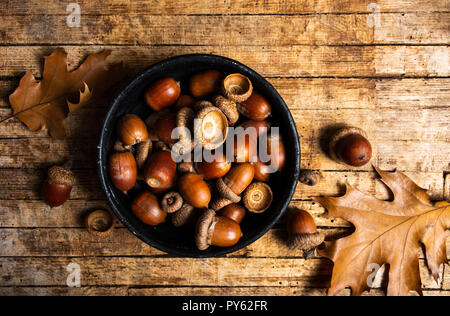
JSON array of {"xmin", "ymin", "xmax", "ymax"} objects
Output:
[{"xmin": 0, "ymin": 0, "xmax": 449, "ymax": 296}]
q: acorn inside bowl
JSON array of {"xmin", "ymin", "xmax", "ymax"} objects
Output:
[{"xmin": 98, "ymin": 54, "xmax": 300, "ymax": 257}]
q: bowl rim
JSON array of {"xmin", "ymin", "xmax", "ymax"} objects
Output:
[{"xmin": 97, "ymin": 53, "xmax": 300, "ymax": 257}]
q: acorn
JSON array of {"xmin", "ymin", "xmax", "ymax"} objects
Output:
[
  {"xmin": 116, "ymin": 114, "xmax": 149, "ymax": 147},
  {"xmin": 212, "ymin": 95, "xmax": 239, "ymax": 125},
  {"xmin": 145, "ymin": 77, "xmax": 181, "ymax": 111},
  {"xmin": 287, "ymin": 209, "xmax": 324, "ymax": 259},
  {"xmin": 42, "ymin": 165, "xmax": 75, "ymax": 207},
  {"xmin": 143, "ymin": 151, "xmax": 177, "ymax": 189},
  {"xmin": 195, "ymin": 153, "xmax": 231, "ymax": 179},
  {"xmin": 131, "ymin": 191, "xmax": 167, "ymax": 226},
  {"xmin": 189, "ymin": 70, "xmax": 223, "ymax": 98},
  {"xmin": 222, "ymin": 73, "xmax": 253, "ymax": 103},
  {"xmin": 218, "ymin": 203, "xmax": 246, "ymax": 224},
  {"xmin": 178, "ymin": 173, "xmax": 211, "ymax": 208},
  {"xmin": 109, "ymin": 152, "xmax": 137, "ymax": 193},
  {"xmin": 174, "ymin": 94, "xmax": 196, "ymax": 111},
  {"xmin": 195, "ymin": 209, "xmax": 242, "ymax": 250},
  {"xmin": 216, "ymin": 163, "xmax": 255, "ymax": 203},
  {"xmin": 329, "ymin": 127, "xmax": 372, "ymax": 167},
  {"xmin": 150, "ymin": 111, "xmax": 177, "ymax": 144},
  {"xmin": 238, "ymin": 92, "xmax": 271, "ymax": 121},
  {"xmin": 242, "ymin": 182, "xmax": 273, "ymax": 213}
]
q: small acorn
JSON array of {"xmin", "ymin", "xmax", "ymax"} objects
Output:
[
  {"xmin": 287, "ymin": 209, "xmax": 324, "ymax": 259},
  {"xmin": 189, "ymin": 70, "xmax": 223, "ymax": 98},
  {"xmin": 218, "ymin": 203, "xmax": 246, "ymax": 224},
  {"xmin": 329, "ymin": 127, "xmax": 372, "ymax": 167},
  {"xmin": 216, "ymin": 163, "xmax": 255, "ymax": 203},
  {"xmin": 195, "ymin": 209, "xmax": 242, "ymax": 250},
  {"xmin": 42, "ymin": 165, "xmax": 75, "ymax": 207},
  {"xmin": 145, "ymin": 77, "xmax": 181, "ymax": 111}
]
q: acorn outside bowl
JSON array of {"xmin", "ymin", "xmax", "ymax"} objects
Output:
[{"xmin": 98, "ymin": 54, "xmax": 300, "ymax": 257}]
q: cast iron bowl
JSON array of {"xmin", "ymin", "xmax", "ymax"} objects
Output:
[{"xmin": 98, "ymin": 54, "xmax": 300, "ymax": 257}]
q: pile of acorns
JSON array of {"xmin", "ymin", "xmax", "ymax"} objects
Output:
[{"xmin": 108, "ymin": 70, "xmax": 286, "ymax": 250}]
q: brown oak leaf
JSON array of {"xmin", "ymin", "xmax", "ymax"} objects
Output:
[
  {"xmin": 314, "ymin": 167, "xmax": 449, "ymax": 296},
  {"xmin": 9, "ymin": 48, "xmax": 123, "ymax": 138}
]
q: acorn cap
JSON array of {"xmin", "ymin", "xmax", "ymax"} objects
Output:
[
  {"xmin": 195, "ymin": 209, "xmax": 217, "ymax": 250},
  {"xmin": 216, "ymin": 178, "xmax": 241, "ymax": 203},
  {"xmin": 222, "ymin": 73, "xmax": 253, "ymax": 103},
  {"xmin": 171, "ymin": 203, "xmax": 195, "ymax": 227},
  {"xmin": 174, "ymin": 107, "xmax": 195, "ymax": 155},
  {"xmin": 193, "ymin": 100, "xmax": 214, "ymax": 112},
  {"xmin": 194, "ymin": 106, "xmax": 228, "ymax": 150},
  {"xmin": 288, "ymin": 231, "xmax": 325, "ymax": 258},
  {"xmin": 329, "ymin": 127, "xmax": 368, "ymax": 163},
  {"xmin": 135, "ymin": 139, "xmax": 152, "ymax": 169},
  {"xmin": 212, "ymin": 95, "xmax": 239, "ymax": 125},
  {"xmin": 86, "ymin": 209, "xmax": 114, "ymax": 237},
  {"xmin": 47, "ymin": 166, "xmax": 75, "ymax": 186},
  {"xmin": 210, "ymin": 196, "xmax": 233, "ymax": 211},
  {"xmin": 161, "ymin": 191, "xmax": 184, "ymax": 213},
  {"xmin": 242, "ymin": 182, "xmax": 273, "ymax": 213}
]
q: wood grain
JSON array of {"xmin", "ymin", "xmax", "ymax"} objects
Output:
[
  {"xmin": 2, "ymin": 0, "xmax": 449, "ymax": 15},
  {"xmin": 0, "ymin": 0, "xmax": 448, "ymax": 297},
  {"xmin": 0, "ymin": 256, "xmax": 442, "ymax": 291},
  {"xmin": 1, "ymin": 227, "xmax": 448, "ymax": 259},
  {"xmin": 1, "ymin": 14, "xmax": 448, "ymax": 45},
  {"xmin": 1, "ymin": 46, "xmax": 449, "ymax": 78},
  {"xmin": 0, "ymin": 286, "xmax": 447, "ymax": 296}
]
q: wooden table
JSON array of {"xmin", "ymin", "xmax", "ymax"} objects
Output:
[{"xmin": 0, "ymin": 0, "xmax": 449, "ymax": 296}]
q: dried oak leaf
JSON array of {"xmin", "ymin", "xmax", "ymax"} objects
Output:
[
  {"xmin": 314, "ymin": 167, "xmax": 449, "ymax": 296},
  {"xmin": 9, "ymin": 48, "xmax": 123, "ymax": 138}
]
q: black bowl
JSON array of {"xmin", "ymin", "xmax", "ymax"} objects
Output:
[{"xmin": 98, "ymin": 54, "xmax": 300, "ymax": 257}]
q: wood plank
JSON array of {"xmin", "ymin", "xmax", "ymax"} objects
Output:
[
  {"xmin": 0, "ymin": 256, "xmax": 442, "ymax": 290},
  {"xmin": 0, "ymin": 168, "xmax": 444, "ymax": 200},
  {"xmin": 2, "ymin": 77, "xmax": 449, "ymax": 111},
  {"xmin": 0, "ymin": 200, "xmax": 113, "ymax": 228},
  {"xmin": 0, "ymin": 286, "xmax": 129, "ymax": 296},
  {"xmin": 1, "ymin": 227, "xmax": 448, "ymax": 259},
  {"xmin": 1, "ymin": 45, "xmax": 449, "ymax": 79},
  {"xmin": 128, "ymin": 287, "xmax": 448, "ymax": 296},
  {"xmin": 1, "ymin": 135, "xmax": 448, "ymax": 174},
  {"xmin": 1, "ymin": 14, "xmax": 448, "ymax": 45},
  {"xmin": 2, "ymin": 0, "xmax": 449, "ymax": 15},
  {"xmin": 0, "ymin": 286, "xmax": 447, "ymax": 296},
  {"xmin": 444, "ymin": 264, "xmax": 449, "ymax": 290}
]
